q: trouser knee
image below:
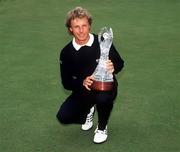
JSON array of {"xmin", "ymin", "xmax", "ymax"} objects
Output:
[{"xmin": 56, "ymin": 111, "xmax": 70, "ymax": 124}]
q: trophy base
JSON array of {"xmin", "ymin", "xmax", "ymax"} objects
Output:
[{"xmin": 91, "ymin": 80, "xmax": 114, "ymax": 91}]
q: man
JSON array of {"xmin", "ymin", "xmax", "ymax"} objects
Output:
[{"xmin": 56, "ymin": 6, "xmax": 124, "ymax": 144}]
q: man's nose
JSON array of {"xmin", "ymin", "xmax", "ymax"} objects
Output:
[{"xmin": 79, "ymin": 27, "xmax": 83, "ymax": 32}]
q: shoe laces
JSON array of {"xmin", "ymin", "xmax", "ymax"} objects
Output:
[{"xmin": 94, "ymin": 127, "xmax": 107, "ymax": 135}]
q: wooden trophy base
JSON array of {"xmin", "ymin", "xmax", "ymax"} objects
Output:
[{"xmin": 90, "ymin": 80, "xmax": 114, "ymax": 91}]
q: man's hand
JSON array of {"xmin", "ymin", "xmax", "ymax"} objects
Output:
[
  {"xmin": 106, "ymin": 59, "xmax": 114, "ymax": 74},
  {"xmin": 83, "ymin": 75, "xmax": 94, "ymax": 90}
]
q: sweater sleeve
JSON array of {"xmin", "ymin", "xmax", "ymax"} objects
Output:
[
  {"xmin": 60, "ymin": 50, "xmax": 83, "ymax": 91},
  {"xmin": 109, "ymin": 44, "xmax": 124, "ymax": 74}
]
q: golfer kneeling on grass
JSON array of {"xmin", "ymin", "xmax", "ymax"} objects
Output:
[{"xmin": 56, "ymin": 6, "xmax": 124, "ymax": 144}]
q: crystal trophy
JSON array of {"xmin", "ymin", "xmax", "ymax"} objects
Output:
[{"xmin": 91, "ymin": 27, "xmax": 114, "ymax": 91}]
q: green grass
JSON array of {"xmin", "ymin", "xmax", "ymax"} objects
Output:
[{"xmin": 0, "ymin": 0, "xmax": 180, "ymax": 152}]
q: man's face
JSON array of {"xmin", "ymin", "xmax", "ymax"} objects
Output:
[{"xmin": 69, "ymin": 17, "xmax": 91, "ymax": 45}]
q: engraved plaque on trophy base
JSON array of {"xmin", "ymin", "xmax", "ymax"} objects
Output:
[{"xmin": 91, "ymin": 80, "xmax": 113, "ymax": 91}]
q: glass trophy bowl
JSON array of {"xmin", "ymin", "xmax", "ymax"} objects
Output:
[{"xmin": 90, "ymin": 27, "xmax": 114, "ymax": 91}]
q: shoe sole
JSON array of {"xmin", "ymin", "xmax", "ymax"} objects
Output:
[{"xmin": 93, "ymin": 139, "xmax": 107, "ymax": 144}]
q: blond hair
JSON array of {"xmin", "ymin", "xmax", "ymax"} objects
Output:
[{"xmin": 65, "ymin": 6, "xmax": 93, "ymax": 34}]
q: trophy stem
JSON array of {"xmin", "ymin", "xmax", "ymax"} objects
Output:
[{"xmin": 91, "ymin": 80, "xmax": 114, "ymax": 91}]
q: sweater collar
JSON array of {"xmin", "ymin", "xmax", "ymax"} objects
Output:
[{"xmin": 72, "ymin": 33, "xmax": 94, "ymax": 51}]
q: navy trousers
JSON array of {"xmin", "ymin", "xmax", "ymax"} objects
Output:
[{"xmin": 56, "ymin": 88, "xmax": 117, "ymax": 130}]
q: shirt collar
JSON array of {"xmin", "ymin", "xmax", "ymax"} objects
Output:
[{"xmin": 72, "ymin": 33, "xmax": 94, "ymax": 51}]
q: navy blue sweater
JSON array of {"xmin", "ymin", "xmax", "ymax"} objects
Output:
[{"xmin": 60, "ymin": 34, "xmax": 124, "ymax": 92}]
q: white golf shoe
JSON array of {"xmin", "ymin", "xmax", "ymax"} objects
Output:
[
  {"xmin": 93, "ymin": 126, "xmax": 108, "ymax": 144},
  {"xmin": 81, "ymin": 106, "xmax": 95, "ymax": 131}
]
